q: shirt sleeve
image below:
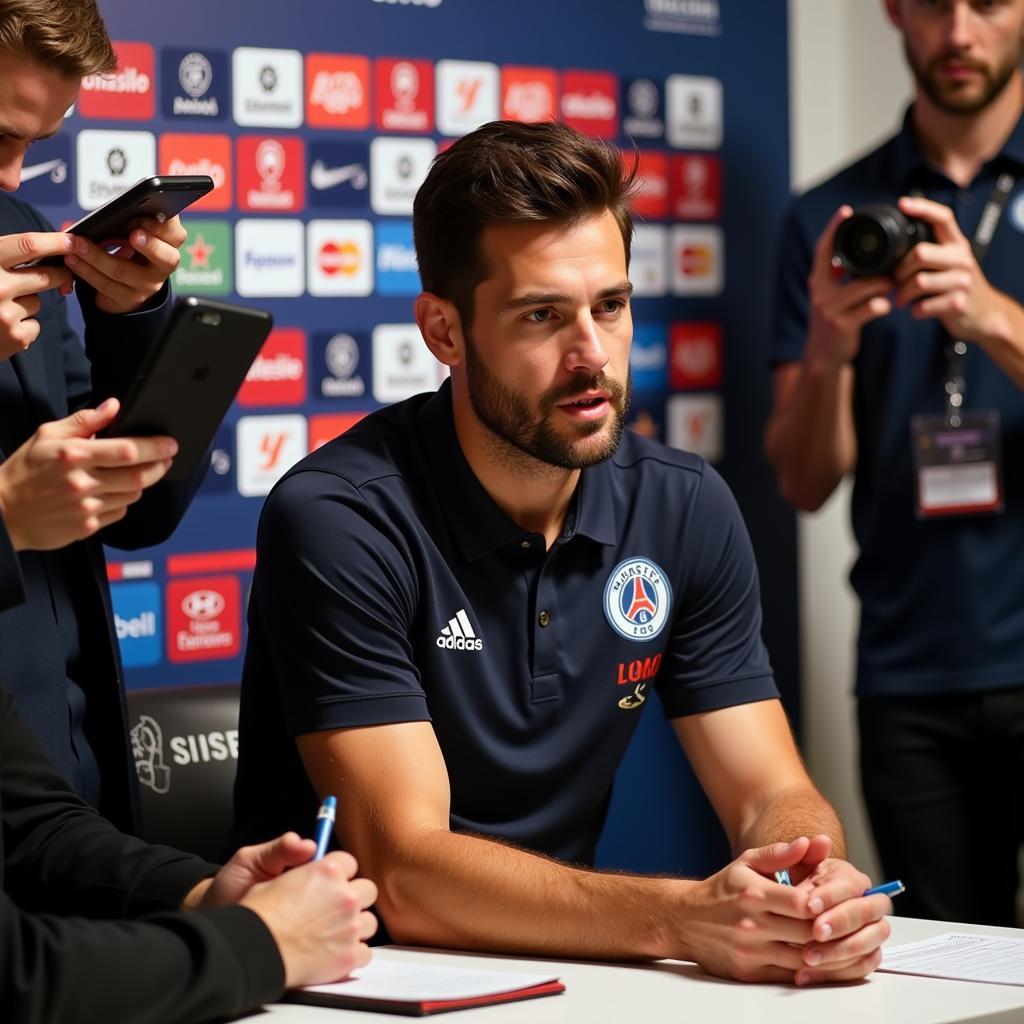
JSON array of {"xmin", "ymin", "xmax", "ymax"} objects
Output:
[
  {"xmin": 251, "ymin": 467, "xmax": 431, "ymax": 737},
  {"xmin": 655, "ymin": 464, "xmax": 779, "ymax": 718},
  {"xmin": 769, "ymin": 199, "xmax": 816, "ymax": 367}
]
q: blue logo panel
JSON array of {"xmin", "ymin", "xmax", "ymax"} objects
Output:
[
  {"xmin": 630, "ymin": 323, "xmax": 668, "ymax": 393},
  {"xmin": 308, "ymin": 141, "xmax": 371, "ymax": 209},
  {"xmin": 112, "ymin": 582, "xmax": 162, "ymax": 667},
  {"xmin": 201, "ymin": 426, "xmax": 235, "ymax": 495},
  {"xmin": 162, "ymin": 48, "xmax": 229, "ymax": 120},
  {"xmin": 18, "ymin": 135, "xmax": 72, "ymax": 208},
  {"xmin": 314, "ymin": 329, "xmax": 372, "ymax": 405},
  {"xmin": 375, "ymin": 220, "xmax": 419, "ymax": 295}
]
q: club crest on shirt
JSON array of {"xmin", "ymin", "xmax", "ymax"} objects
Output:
[{"xmin": 603, "ymin": 557, "xmax": 672, "ymax": 641}]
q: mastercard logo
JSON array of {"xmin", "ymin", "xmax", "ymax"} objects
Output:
[
  {"xmin": 318, "ymin": 240, "xmax": 361, "ymax": 276},
  {"xmin": 680, "ymin": 244, "xmax": 712, "ymax": 277}
]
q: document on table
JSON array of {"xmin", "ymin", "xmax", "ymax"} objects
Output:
[
  {"xmin": 880, "ymin": 932, "xmax": 1024, "ymax": 986},
  {"xmin": 285, "ymin": 956, "xmax": 565, "ymax": 1015}
]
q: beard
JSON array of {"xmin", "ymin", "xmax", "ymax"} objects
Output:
[
  {"xmin": 462, "ymin": 329, "xmax": 631, "ymax": 471},
  {"xmin": 905, "ymin": 38, "xmax": 1022, "ymax": 115}
]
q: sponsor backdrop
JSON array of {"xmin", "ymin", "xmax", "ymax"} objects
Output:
[{"xmin": 44, "ymin": 0, "xmax": 795, "ymax": 874}]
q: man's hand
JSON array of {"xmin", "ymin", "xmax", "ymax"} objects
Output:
[
  {"xmin": 240, "ymin": 850, "xmax": 378, "ymax": 988},
  {"xmin": 681, "ymin": 837, "xmax": 889, "ymax": 986},
  {"xmin": 0, "ymin": 231, "xmax": 75, "ymax": 361},
  {"xmin": 805, "ymin": 206, "xmax": 893, "ymax": 371},
  {"xmin": 0, "ymin": 398, "xmax": 178, "ymax": 551},
  {"xmin": 64, "ymin": 215, "xmax": 186, "ymax": 314},
  {"xmin": 893, "ymin": 195, "xmax": 1018, "ymax": 344}
]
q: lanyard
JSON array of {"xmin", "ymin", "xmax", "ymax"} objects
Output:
[{"xmin": 945, "ymin": 171, "xmax": 1016, "ymax": 426}]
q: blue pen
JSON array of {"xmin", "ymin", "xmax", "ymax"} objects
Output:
[
  {"xmin": 864, "ymin": 879, "xmax": 905, "ymax": 898},
  {"xmin": 313, "ymin": 795, "xmax": 337, "ymax": 861}
]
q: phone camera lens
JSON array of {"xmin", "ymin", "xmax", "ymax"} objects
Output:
[{"xmin": 197, "ymin": 311, "xmax": 222, "ymax": 326}]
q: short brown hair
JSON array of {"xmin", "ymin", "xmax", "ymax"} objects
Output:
[
  {"xmin": 413, "ymin": 120, "xmax": 637, "ymax": 330},
  {"xmin": 0, "ymin": 0, "xmax": 116, "ymax": 78}
]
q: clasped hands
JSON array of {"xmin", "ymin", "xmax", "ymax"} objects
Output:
[{"xmin": 690, "ymin": 834, "xmax": 891, "ymax": 987}]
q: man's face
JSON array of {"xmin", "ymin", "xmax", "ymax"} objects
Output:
[
  {"xmin": 889, "ymin": 0, "xmax": 1024, "ymax": 115},
  {"xmin": 460, "ymin": 211, "xmax": 633, "ymax": 472},
  {"xmin": 0, "ymin": 50, "xmax": 79, "ymax": 192}
]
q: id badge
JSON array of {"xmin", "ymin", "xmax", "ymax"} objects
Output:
[{"xmin": 911, "ymin": 410, "xmax": 1004, "ymax": 518}]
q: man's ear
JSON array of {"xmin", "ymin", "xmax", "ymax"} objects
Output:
[
  {"xmin": 415, "ymin": 292, "xmax": 464, "ymax": 367},
  {"xmin": 882, "ymin": 0, "xmax": 902, "ymax": 31}
]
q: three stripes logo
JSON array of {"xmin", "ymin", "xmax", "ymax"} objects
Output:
[{"xmin": 435, "ymin": 608, "xmax": 483, "ymax": 651}]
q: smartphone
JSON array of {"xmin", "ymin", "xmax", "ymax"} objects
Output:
[
  {"xmin": 102, "ymin": 296, "xmax": 273, "ymax": 482},
  {"xmin": 30, "ymin": 174, "xmax": 214, "ymax": 266}
]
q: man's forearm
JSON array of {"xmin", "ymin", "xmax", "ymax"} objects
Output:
[
  {"xmin": 737, "ymin": 783, "xmax": 846, "ymax": 860},
  {"xmin": 377, "ymin": 828, "xmax": 695, "ymax": 962},
  {"xmin": 764, "ymin": 360, "xmax": 855, "ymax": 512},
  {"xmin": 974, "ymin": 291, "xmax": 1024, "ymax": 393}
]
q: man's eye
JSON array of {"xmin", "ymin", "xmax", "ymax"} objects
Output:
[
  {"xmin": 599, "ymin": 299, "xmax": 625, "ymax": 313},
  {"xmin": 526, "ymin": 309, "xmax": 553, "ymax": 323}
]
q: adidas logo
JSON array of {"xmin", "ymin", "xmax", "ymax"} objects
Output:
[{"xmin": 435, "ymin": 608, "xmax": 483, "ymax": 651}]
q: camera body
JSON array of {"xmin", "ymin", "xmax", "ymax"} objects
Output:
[{"xmin": 832, "ymin": 204, "xmax": 933, "ymax": 277}]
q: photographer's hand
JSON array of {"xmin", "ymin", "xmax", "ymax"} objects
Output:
[{"xmin": 806, "ymin": 206, "xmax": 892, "ymax": 371}]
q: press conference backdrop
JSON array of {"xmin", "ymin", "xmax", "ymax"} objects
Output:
[{"xmin": 36, "ymin": 0, "xmax": 794, "ymax": 875}]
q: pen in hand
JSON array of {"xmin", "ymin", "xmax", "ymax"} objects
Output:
[
  {"xmin": 775, "ymin": 870, "xmax": 905, "ymax": 898},
  {"xmin": 313, "ymin": 795, "xmax": 337, "ymax": 861}
]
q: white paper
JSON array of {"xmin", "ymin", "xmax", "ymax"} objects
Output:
[
  {"xmin": 880, "ymin": 932, "xmax": 1024, "ymax": 986},
  {"xmin": 301, "ymin": 957, "xmax": 560, "ymax": 1002}
]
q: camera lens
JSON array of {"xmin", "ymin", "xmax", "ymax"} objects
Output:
[{"xmin": 833, "ymin": 204, "xmax": 931, "ymax": 277}]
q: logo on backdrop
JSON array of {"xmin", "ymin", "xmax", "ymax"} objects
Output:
[
  {"xmin": 436, "ymin": 59, "xmax": 499, "ymax": 136},
  {"xmin": 76, "ymin": 130, "xmax": 155, "ymax": 209},
  {"xmin": 79, "ymin": 41, "xmax": 154, "ymax": 120},
  {"xmin": 201, "ymin": 426, "xmax": 235, "ymax": 495},
  {"xmin": 372, "ymin": 324, "xmax": 442, "ymax": 403},
  {"xmin": 160, "ymin": 133, "xmax": 232, "ymax": 210},
  {"xmin": 233, "ymin": 47, "xmax": 303, "ymax": 127},
  {"xmin": 16, "ymin": 135, "xmax": 71, "ymax": 206},
  {"xmin": 376, "ymin": 59, "xmax": 434, "ymax": 132},
  {"xmin": 234, "ymin": 218, "xmax": 305, "ymax": 297},
  {"xmin": 317, "ymin": 331, "xmax": 369, "ymax": 399},
  {"xmin": 176, "ymin": 219, "xmax": 232, "ymax": 295},
  {"xmin": 308, "ymin": 141, "xmax": 369, "ymax": 207},
  {"xmin": 643, "ymin": 0, "xmax": 721, "ymax": 37},
  {"xmin": 666, "ymin": 393, "xmax": 723, "ymax": 462},
  {"xmin": 376, "ymin": 220, "xmax": 419, "ymax": 295},
  {"xmin": 603, "ymin": 557, "xmax": 672, "ymax": 642},
  {"xmin": 131, "ymin": 715, "xmax": 171, "ymax": 793},
  {"xmin": 670, "ymin": 154, "xmax": 721, "ymax": 220},
  {"xmin": 670, "ymin": 322, "xmax": 723, "ymax": 390},
  {"xmin": 306, "ymin": 53, "xmax": 370, "ymax": 128},
  {"xmin": 502, "ymin": 66, "xmax": 557, "ymax": 123},
  {"xmin": 307, "ymin": 219, "xmax": 374, "ymax": 296},
  {"xmin": 630, "ymin": 225, "xmax": 668, "ymax": 298},
  {"xmin": 237, "ymin": 329, "xmax": 307, "ymax": 407},
  {"xmin": 112, "ymin": 581, "xmax": 161, "ymax": 668},
  {"xmin": 666, "ymin": 75, "xmax": 723, "ymax": 149},
  {"xmin": 560, "ymin": 70, "xmax": 618, "ymax": 139},
  {"xmin": 163, "ymin": 48, "xmax": 227, "ymax": 119},
  {"xmin": 630, "ymin": 324, "xmax": 668, "ymax": 393},
  {"xmin": 370, "ymin": 137, "xmax": 436, "ymax": 215},
  {"xmin": 671, "ymin": 225, "xmax": 723, "ymax": 296},
  {"xmin": 238, "ymin": 136, "xmax": 304, "ymax": 211},
  {"xmin": 236, "ymin": 415, "xmax": 308, "ymax": 496},
  {"xmin": 166, "ymin": 576, "xmax": 241, "ymax": 662},
  {"xmin": 622, "ymin": 77, "xmax": 664, "ymax": 139},
  {"xmin": 309, "ymin": 413, "xmax": 367, "ymax": 451}
]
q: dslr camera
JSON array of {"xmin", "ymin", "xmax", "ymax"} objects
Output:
[{"xmin": 832, "ymin": 204, "xmax": 933, "ymax": 277}]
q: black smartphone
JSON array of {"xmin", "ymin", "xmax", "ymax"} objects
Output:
[
  {"xmin": 102, "ymin": 296, "xmax": 273, "ymax": 482},
  {"xmin": 31, "ymin": 174, "xmax": 214, "ymax": 266}
]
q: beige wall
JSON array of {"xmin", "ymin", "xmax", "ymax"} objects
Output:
[{"xmin": 787, "ymin": 0, "xmax": 912, "ymax": 877}]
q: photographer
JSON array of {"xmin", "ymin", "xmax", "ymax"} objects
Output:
[{"xmin": 765, "ymin": 0, "xmax": 1024, "ymax": 927}]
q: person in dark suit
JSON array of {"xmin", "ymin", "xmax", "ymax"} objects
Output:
[
  {"xmin": 1, "ymin": 684, "xmax": 377, "ymax": 1023},
  {"xmin": 0, "ymin": 0, "xmax": 202, "ymax": 833}
]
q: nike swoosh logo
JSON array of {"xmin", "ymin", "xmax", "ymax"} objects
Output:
[
  {"xmin": 310, "ymin": 160, "xmax": 368, "ymax": 191},
  {"xmin": 20, "ymin": 158, "xmax": 66, "ymax": 183}
]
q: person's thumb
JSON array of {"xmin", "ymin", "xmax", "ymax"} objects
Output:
[
  {"xmin": 247, "ymin": 832, "xmax": 318, "ymax": 879},
  {"xmin": 45, "ymin": 397, "xmax": 119, "ymax": 439},
  {"xmin": 741, "ymin": 836, "xmax": 811, "ymax": 876}
]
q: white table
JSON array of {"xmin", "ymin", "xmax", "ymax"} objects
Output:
[{"xmin": 257, "ymin": 917, "xmax": 1024, "ymax": 1023}]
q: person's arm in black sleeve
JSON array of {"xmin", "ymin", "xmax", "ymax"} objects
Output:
[
  {"xmin": 0, "ymin": 514, "xmax": 23, "ymax": 614},
  {"xmin": 0, "ymin": 689, "xmax": 285, "ymax": 1024}
]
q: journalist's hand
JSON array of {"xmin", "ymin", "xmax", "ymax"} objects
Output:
[
  {"xmin": 0, "ymin": 398, "xmax": 177, "ymax": 551},
  {"xmin": 64, "ymin": 214, "xmax": 187, "ymax": 314},
  {"xmin": 893, "ymin": 195, "xmax": 1018, "ymax": 345},
  {"xmin": 240, "ymin": 851, "xmax": 378, "ymax": 988},
  {"xmin": 806, "ymin": 206, "xmax": 893, "ymax": 370},
  {"xmin": 0, "ymin": 231, "xmax": 75, "ymax": 361}
]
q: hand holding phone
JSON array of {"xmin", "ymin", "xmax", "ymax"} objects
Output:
[{"xmin": 0, "ymin": 231, "xmax": 75, "ymax": 361}]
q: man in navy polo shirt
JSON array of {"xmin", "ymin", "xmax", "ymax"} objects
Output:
[
  {"xmin": 765, "ymin": 0, "xmax": 1024, "ymax": 926},
  {"xmin": 232, "ymin": 120, "xmax": 891, "ymax": 985}
]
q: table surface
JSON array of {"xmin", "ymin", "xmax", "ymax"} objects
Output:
[{"xmin": 255, "ymin": 916, "xmax": 1024, "ymax": 1023}]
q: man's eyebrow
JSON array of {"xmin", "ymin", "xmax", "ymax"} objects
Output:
[{"xmin": 499, "ymin": 281, "xmax": 634, "ymax": 312}]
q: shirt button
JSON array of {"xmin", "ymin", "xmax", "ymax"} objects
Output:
[
  {"xmin": 520, "ymin": 540, "xmax": 531, "ymax": 549},
  {"xmin": 538, "ymin": 610, "xmax": 550, "ymax": 627},
  {"xmin": 959, "ymin": 191, "xmax": 973, "ymax": 205}
]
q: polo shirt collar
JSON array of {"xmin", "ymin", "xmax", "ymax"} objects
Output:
[
  {"xmin": 888, "ymin": 104, "xmax": 1024, "ymax": 186},
  {"xmin": 417, "ymin": 381, "xmax": 617, "ymax": 561}
]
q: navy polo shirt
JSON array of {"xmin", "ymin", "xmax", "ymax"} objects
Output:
[
  {"xmin": 230, "ymin": 381, "xmax": 777, "ymax": 864},
  {"xmin": 772, "ymin": 108, "xmax": 1024, "ymax": 698}
]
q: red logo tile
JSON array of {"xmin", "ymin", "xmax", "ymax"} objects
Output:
[
  {"xmin": 669, "ymin": 154, "xmax": 722, "ymax": 221},
  {"xmin": 375, "ymin": 58, "xmax": 434, "ymax": 132},
  {"xmin": 236, "ymin": 136, "xmax": 304, "ymax": 212},
  {"xmin": 306, "ymin": 53, "xmax": 370, "ymax": 129},
  {"xmin": 237, "ymin": 328, "xmax": 307, "ymax": 407},
  {"xmin": 560, "ymin": 70, "xmax": 617, "ymax": 138},
  {"xmin": 501, "ymin": 66, "xmax": 558, "ymax": 123},
  {"xmin": 166, "ymin": 575, "xmax": 240, "ymax": 662},
  {"xmin": 159, "ymin": 133, "xmax": 232, "ymax": 211},
  {"xmin": 670, "ymin": 322, "xmax": 723, "ymax": 390},
  {"xmin": 79, "ymin": 41, "xmax": 155, "ymax": 120}
]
